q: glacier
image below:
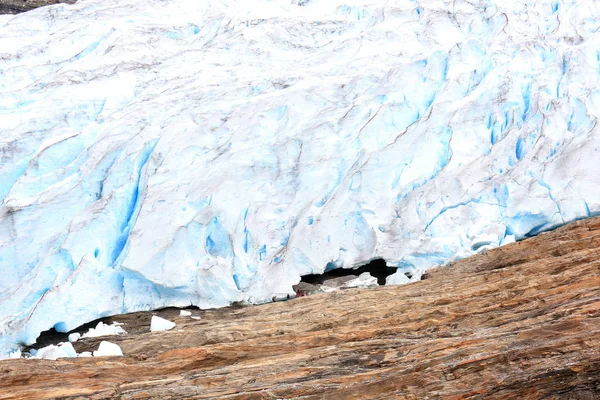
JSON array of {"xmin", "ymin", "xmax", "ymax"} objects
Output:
[{"xmin": 1, "ymin": 0, "xmax": 600, "ymax": 356}]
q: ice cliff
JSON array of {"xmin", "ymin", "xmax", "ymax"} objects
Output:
[{"xmin": 1, "ymin": 0, "xmax": 599, "ymax": 356}]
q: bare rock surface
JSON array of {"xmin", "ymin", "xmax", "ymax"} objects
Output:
[
  {"xmin": 0, "ymin": 0, "xmax": 74, "ymax": 14},
  {"xmin": 1, "ymin": 217, "xmax": 600, "ymax": 399}
]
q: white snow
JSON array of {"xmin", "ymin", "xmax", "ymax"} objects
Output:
[
  {"xmin": 81, "ymin": 322, "xmax": 127, "ymax": 338},
  {"xmin": 93, "ymin": 341, "xmax": 123, "ymax": 357},
  {"xmin": 150, "ymin": 316, "xmax": 176, "ymax": 332},
  {"xmin": 1, "ymin": 0, "xmax": 600, "ymax": 357},
  {"xmin": 179, "ymin": 310, "xmax": 192, "ymax": 317}
]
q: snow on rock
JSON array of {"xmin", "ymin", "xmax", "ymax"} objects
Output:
[
  {"xmin": 150, "ymin": 316, "xmax": 176, "ymax": 332},
  {"xmin": 179, "ymin": 310, "xmax": 192, "ymax": 317},
  {"xmin": 81, "ymin": 322, "xmax": 127, "ymax": 338},
  {"xmin": 1, "ymin": 0, "xmax": 600, "ymax": 356},
  {"xmin": 93, "ymin": 341, "xmax": 123, "ymax": 357}
]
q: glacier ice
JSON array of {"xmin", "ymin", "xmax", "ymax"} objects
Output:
[{"xmin": 1, "ymin": 0, "xmax": 600, "ymax": 357}]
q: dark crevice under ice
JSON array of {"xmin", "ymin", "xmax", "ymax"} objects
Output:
[{"xmin": 300, "ymin": 259, "xmax": 398, "ymax": 286}]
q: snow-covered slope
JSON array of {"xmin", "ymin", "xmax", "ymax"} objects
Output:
[{"xmin": 1, "ymin": 0, "xmax": 599, "ymax": 356}]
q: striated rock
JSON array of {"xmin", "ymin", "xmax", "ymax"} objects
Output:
[
  {"xmin": 0, "ymin": 0, "xmax": 75, "ymax": 14},
  {"xmin": 1, "ymin": 216, "xmax": 600, "ymax": 399}
]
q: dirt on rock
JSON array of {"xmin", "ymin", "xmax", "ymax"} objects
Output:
[{"xmin": 2, "ymin": 217, "xmax": 600, "ymax": 399}]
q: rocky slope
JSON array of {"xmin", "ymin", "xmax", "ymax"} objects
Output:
[
  {"xmin": 1, "ymin": 216, "xmax": 599, "ymax": 399},
  {"xmin": 0, "ymin": 0, "xmax": 74, "ymax": 14}
]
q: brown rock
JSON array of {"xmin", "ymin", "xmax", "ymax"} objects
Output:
[
  {"xmin": 291, "ymin": 281, "xmax": 319, "ymax": 294},
  {"xmin": 1, "ymin": 217, "xmax": 600, "ymax": 399}
]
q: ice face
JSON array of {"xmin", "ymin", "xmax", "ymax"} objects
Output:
[{"xmin": 1, "ymin": 0, "xmax": 599, "ymax": 357}]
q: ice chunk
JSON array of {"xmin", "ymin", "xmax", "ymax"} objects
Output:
[
  {"xmin": 78, "ymin": 352, "xmax": 93, "ymax": 358},
  {"xmin": 35, "ymin": 346, "xmax": 68, "ymax": 360},
  {"xmin": 386, "ymin": 271, "xmax": 412, "ymax": 285},
  {"xmin": 150, "ymin": 316, "xmax": 176, "ymax": 332},
  {"xmin": 35, "ymin": 342, "xmax": 77, "ymax": 360},
  {"xmin": 179, "ymin": 310, "xmax": 192, "ymax": 317},
  {"xmin": 93, "ymin": 341, "xmax": 123, "ymax": 357},
  {"xmin": 59, "ymin": 342, "xmax": 77, "ymax": 358},
  {"xmin": 68, "ymin": 333, "xmax": 81, "ymax": 343},
  {"xmin": 82, "ymin": 322, "xmax": 127, "ymax": 338},
  {"xmin": 341, "ymin": 273, "xmax": 379, "ymax": 289}
]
